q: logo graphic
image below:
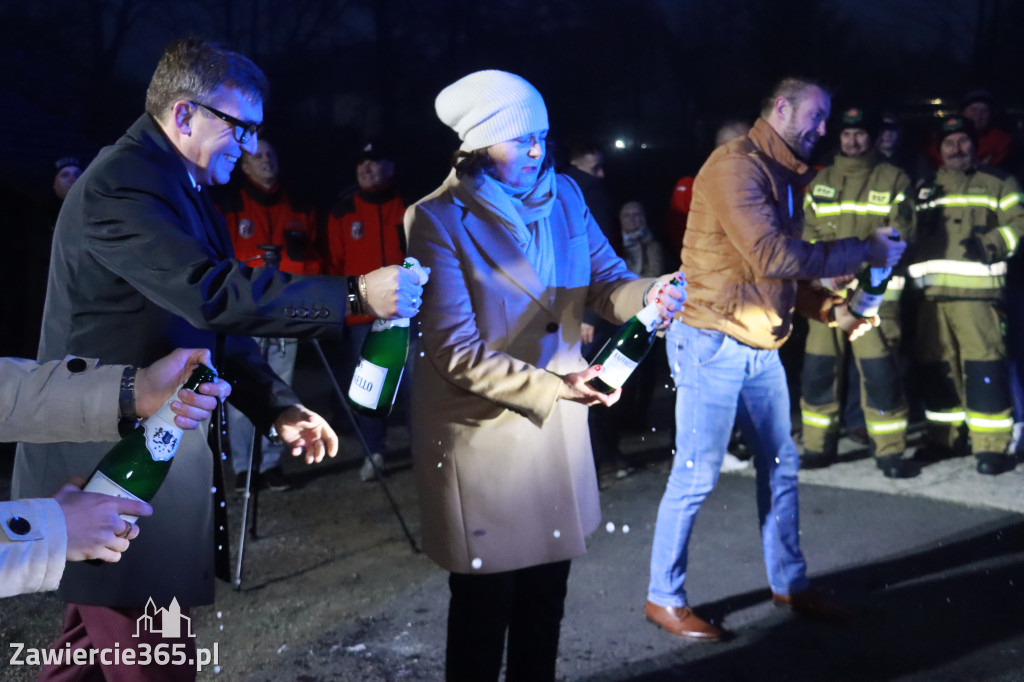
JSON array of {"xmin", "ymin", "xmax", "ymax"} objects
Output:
[
  {"xmin": 351, "ymin": 221, "xmax": 364, "ymax": 240},
  {"xmin": 8, "ymin": 596, "xmax": 217, "ymax": 671},
  {"xmin": 135, "ymin": 598, "xmax": 195, "ymax": 639},
  {"xmin": 147, "ymin": 425, "xmax": 180, "ymax": 460},
  {"xmin": 238, "ymin": 218, "xmax": 254, "ymax": 239}
]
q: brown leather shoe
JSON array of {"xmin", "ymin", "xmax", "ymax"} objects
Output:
[
  {"xmin": 772, "ymin": 587, "xmax": 848, "ymax": 621},
  {"xmin": 644, "ymin": 601, "xmax": 723, "ymax": 640}
]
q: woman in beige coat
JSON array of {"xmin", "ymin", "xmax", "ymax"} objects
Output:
[{"xmin": 405, "ymin": 70, "xmax": 684, "ymax": 681}]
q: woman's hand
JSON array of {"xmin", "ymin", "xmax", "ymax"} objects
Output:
[
  {"xmin": 645, "ymin": 271, "xmax": 687, "ymax": 328},
  {"xmin": 558, "ymin": 365, "xmax": 621, "ymax": 407}
]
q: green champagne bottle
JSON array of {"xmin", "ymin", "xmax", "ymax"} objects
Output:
[
  {"xmin": 83, "ymin": 364, "xmax": 218, "ymax": 522},
  {"xmin": 847, "ymin": 265, "xmax": 894, "ymax": 319},
  {"xmin": 347, "ymin": 317, "xmax": 410, "ymax": 418},
  {"xmin": 586, "ymin": 277, "xmax": 680, "ymax": 395},
  {"xmin": 347, "ymin": 259, "xmax": 419, "ymax": 418},
  {"xmin": 849, "ymin": 229, "xmax": 901, "ymax": 319}
]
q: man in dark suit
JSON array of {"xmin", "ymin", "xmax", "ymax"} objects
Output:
[{"xmin": 13, "ymin": 37, "xmax": 423, "ymax": 681}]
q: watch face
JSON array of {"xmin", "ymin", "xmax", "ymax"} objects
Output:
[{"xmin": 351, "ymin": 221, "xmax": 364, "ymax": 240}]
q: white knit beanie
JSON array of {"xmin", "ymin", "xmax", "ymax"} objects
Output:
[{"xmin": 435, "ymin": 70, "xmax": 548, "ymax": 151}]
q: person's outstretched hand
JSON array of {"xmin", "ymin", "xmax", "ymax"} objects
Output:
[{"xmin": 275, "ymin": 405, "xmax": 339, "ymax": 464}]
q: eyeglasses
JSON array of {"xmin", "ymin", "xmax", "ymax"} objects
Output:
[{"xmin": 190, "ymin": 101, "xmax": 262, "ymax": 144}]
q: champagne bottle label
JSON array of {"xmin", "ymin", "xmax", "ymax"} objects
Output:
[
  {"xmin": 849, "ymin": 265, "xmax": 893, "ymax": 319},
  {"xmin": 597, "ymin": 350, "xmax": 640, "ymax": 390},
  {"xmin": 371, "ymin": 317, "xmax": 410, "ymax": 332},
  {"xmin": 349, "ymin": 360, "xmax": 392, "ymax": 409},
  {"xmin": 848, "ymin": 289, "xmax": 883, "ymax": 318},
  {"xmin": 82, "ymin": 471, "xmax": 145, "ymax": 523},
  {"xmin": 635, "ymin": 303, "xmax": 660, "ymax": 332},
  {"xmin": 143, "ymin": 416, "xmax": 183, "ymax": 462}
]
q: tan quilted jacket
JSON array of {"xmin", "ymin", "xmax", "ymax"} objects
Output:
[{"xmin": 680, "ymin": 118, "xmax": 869, "ymax": 349}]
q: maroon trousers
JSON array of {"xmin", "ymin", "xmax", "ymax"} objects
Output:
[{"xmin": 38, "ymin": 603, "xmax": 199, "ymax": 682}]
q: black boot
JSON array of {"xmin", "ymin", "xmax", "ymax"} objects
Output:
[
  {"xmin": 800, "ymin": 450, "xmax": 836, "ymax": 470},
  {"xmin": 876, "ymin": 454, "xmax": 920, "ymax": 479},
  {"xmin": 976, "ymin": 451, "xmax": 1015, "ymax": 476}
]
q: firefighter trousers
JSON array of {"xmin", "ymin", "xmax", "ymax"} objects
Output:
[
  {"xmin": 916, "ymin": 299, "xmax": 1013, "ymax": 455},
  {"xmin": 800, "ymin": 310, "xmax": 908, "ymax": 458}
]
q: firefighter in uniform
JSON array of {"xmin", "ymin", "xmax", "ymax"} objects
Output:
[
  {"xmin": 909, "ymin": 116, "xmax": 1023, "ymax": 475},
  {"xmin": 799, "ymin": 107, "xmax": 916, "ymax": 478}
]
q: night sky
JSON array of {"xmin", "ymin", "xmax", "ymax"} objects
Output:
[{"xmin": 1, "ymin": 0, "xmax": 1020, "ymax": 212}]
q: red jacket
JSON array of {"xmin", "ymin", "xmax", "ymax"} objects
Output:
[
  {"xmin": 324, "ymin": 185, "xmax": 406, "ymax": 323},
  {"xmin": 215, "ymin": 179, "xmax": 321, "ymax": 275}
]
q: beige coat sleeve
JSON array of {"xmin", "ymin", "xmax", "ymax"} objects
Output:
[
  {"xmin": 0, "ymin": 498, "xmax": 67, "ymax": 597},
  {"xmin": 0, "ymin": 357, "xmax": 124, "ymax": 443}
]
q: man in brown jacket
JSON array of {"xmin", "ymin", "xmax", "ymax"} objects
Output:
[{"xmin": 645, "ymin": 77, "xmax": 906, "ymax": 640}]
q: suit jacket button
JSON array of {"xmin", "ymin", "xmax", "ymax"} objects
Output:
[
  {"xmin": 6, "ymin": 516, "xmax": 31, "ymax": 535},
  {"xmin": 546, "ymin": 322, "xmax": 558, "ymax": 333},
  {"xmin": 66, "ymin": 358, "xmax": 87, "ymax": 373}
]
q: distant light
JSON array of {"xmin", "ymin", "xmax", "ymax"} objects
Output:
[
  {"xmin": 614, "ymin": 139, "xmax": 626, "ymax": 149},
  {"xmin": 640, "ymin": 143, "xmax": 648, "ymax": 149},
  {"xmin": 930, "ymin": 98, "xmax": 944, "ymax": 106}
]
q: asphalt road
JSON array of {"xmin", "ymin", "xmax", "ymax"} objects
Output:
[
  {"xmin": 3, "ymin": 346, "xmax": 1022, "ymax": 681},
  {"xmin": 244, "ymin": 447, "xmax": 1024, "ymax": 682}
]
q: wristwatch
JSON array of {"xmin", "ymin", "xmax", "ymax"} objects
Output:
[
  {"xmin": 118, "ymin": 366, "xmax": 142, "ymax": 436},
  {"xmin": 347, "ymin": 276, "xmax": 365, "ymax": 316}
]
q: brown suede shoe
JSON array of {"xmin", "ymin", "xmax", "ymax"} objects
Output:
[
  {"xmin": 644, "ymin": 601, "xmax": 723, "ymax": 640},
  {"xmin": 772, "ymin": 587, "xmax": 849, "ymax": 621}
]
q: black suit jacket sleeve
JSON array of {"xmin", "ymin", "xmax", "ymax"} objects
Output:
[{"xmin": 82, "ymin": 152, "xmax": 345, "ymax": 338}]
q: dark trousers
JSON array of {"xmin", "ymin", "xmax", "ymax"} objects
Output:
[
  {"xmin": 39, "ymin": 603, "xmax": 198, "ymax": 682},
  {"xmin": 446, "ymin": 559, "xmax": 571, "ymax": 682}
]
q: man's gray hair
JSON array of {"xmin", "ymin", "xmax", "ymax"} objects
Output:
[{"xmin": 145, "ymin": 37, "xmax": 268, "ymax": 120}]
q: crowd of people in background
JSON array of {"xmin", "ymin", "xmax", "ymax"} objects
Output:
[
  {"xmin": 1, "ymin": 34, "xmax": 1023, "ymax": 681},
  {"xmin": 6, "ymin": 92, "xmax": 1023, "ymax": 489}
]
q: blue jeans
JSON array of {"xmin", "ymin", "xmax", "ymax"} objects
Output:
[{"xmin": 647, "ymin": 321, "xmax": 808, "ymax": 607}]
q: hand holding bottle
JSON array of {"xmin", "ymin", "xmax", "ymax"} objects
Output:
[
  {"xmin": 645, "ymin": 270, "xmax": 687, "ymax": 328},
  {"xmin": 55, "ymin": 476, "xmax": 153, "ymax": 562},
  {"xmin": 135, "ymin": 348, "xmax": 232, "ymax": 429},
  {"xmin": 363, "ymin": 259, "xmax": 431, "ymax": 319},
  {"xmin": 831, "ymin": 303, "xmax": 879, "ymax": 341},
  {"xmin": 559, "ymin": 364, "xmax": 621, "ymax": 407},
  {"xmin": 348, "ymin": 258, "xmax": 430, "ymax": 418},
  {"xmin": 585, "ymin": 273, "xmax": 686, "ymax": 395},
  {"xmin": 864, "ymin": 227, "xmax": 905, "ymax": 268},
  {"xmin": 84, "ymin": 364, "xmax": 218, "ymax": 522}
]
